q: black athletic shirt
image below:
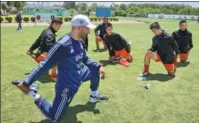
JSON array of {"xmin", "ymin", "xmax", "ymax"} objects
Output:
[
  {"xmin": 29, "ymin": 27, "xmax": 56, "ymax": 56},
  {"xmin": 94, "ymin": 22, "xmax": 111, "ymax": 38},
  {"xmin": 104, "ymin": 32, "xmax": 131, "ymax": 57},
  {"xmin": 150, "ymin": 30, "xmax": 180, "ymax": 64},
  {"xmin": 172, "ymin": 29, "xmax": 193, "ymax": 53}
]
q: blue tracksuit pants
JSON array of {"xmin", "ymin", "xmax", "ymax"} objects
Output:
[{"xmin": 35, "ymin": 65, "xmax": 100, "ymax": 123}]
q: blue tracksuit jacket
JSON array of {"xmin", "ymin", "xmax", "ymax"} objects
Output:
[{"xmin": 23, "ymin": 33, "xmax": 101, "ymax": 91}]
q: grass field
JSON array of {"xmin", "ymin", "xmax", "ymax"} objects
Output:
[{"xmin": 1, "ymin": 19, "xmax": 199, "ymax": 123}]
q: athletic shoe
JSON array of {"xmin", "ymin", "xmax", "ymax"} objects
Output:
[
  {"xmin": 29, "ymin": 83, "xmax": 39, "ymax": 94},
  {"xmin": 89, "ymin": 93, "xmax": 109, "ymax": 103},
  {"xmin": 139, "ymin": 72, "xmax": 150, "ymax": 77}
]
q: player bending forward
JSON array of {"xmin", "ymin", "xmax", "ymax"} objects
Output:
[
  {"xmin": 139, "ymin": 22, "xmax": 180, "ymax": 77},
  {"xmin": 26, "ymin": 18, "xmax": 63, "ymax": 81},
  {"xmin": 104, "ymin": 23, "xmax": 133, "ymax": 67}
]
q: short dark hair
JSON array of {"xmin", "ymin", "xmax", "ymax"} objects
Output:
[
  {"xmin": 179, "ymin": 20, "xmax": 187, "ymax": 25},
  {"xmin": 106, "ymin": 23, "xmax": 113, "ymax": 29},
  {"xmin": 150, "ymin": 22, "xmax": 161, "ymax": 29},
  {"xmin": 51, "ymin": 18, "xmax": 63, "ymax": 25}
]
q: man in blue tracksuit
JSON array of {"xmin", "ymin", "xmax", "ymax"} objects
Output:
[{"xmin": 13, "ymin": 14, "xmax": 108, "ymax": 123}]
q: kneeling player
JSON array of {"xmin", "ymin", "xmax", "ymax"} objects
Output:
[
  {"xmin": 172, "ymin": 20, "xmax": 193, "ymax": 63},
  {"xmin": 26, "ymin": 18, "xmax": 63, "ymax": 81},
  {"xmin": 139, "ymin": 22, "xmax": 179, "ymax": 77},
  {"xmin": 104, "ymin": 23, "xmax": 133, "ymax": 67}
]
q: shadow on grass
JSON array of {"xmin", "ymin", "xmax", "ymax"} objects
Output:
[
  {"xmin": 92, "ymin": 48, "xmax": 107, "ymax": 52},
  {"xmin": 29, "ymin": 102, "xmax": 99, "ymax": 123},
  {"xmin": 99, "ymin": 60, "xmax": 118, "ymax": 67},
  {"xmin": 24, "ymin": 72, "xmax": 53, "ymax": 83},
  {"xmin": 177, "ymin": 62, "xmax": 190, "ymax": 68},
  {"xmin": 143, "ymin": 73, "xmax": 175, "ymax": 82}
]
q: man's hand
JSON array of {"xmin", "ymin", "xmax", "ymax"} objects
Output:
[
  {"xmin": 26, "ymin": 50, "xmax": 33, "ymax": 55},
  {"xmin": 17, "ymin": 82, "xmax": 30, "ymax": 94},
  {"xmin": 148, "ymin": 50, "xmax": 152, "ymax": 54},
  {"xmin": 188, "ymin": 46, "xmax": 193, "ymax": 51},
  {"xmin": 96, "ymin": 36, "xmax": 101, "ymax": 41},
  {"xmin": 174, "ymin": 54, "xmax": 178, "ymax": 65},
  {"xmin": 109, "ymin": 56, "xmax": 115, "ymax": 61},
  {"xmin": 26, "ymin": 50, "xmax": 36, "ymax": 58},
  {"xmin": 99, "ymin": 66, "xmax": 105, "ymax": 80}
]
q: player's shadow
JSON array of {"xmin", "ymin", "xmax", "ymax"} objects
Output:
[
  {"xmin": 92, "ymin": 49, "xmax": 107, "ymax": 52},
  {"xmin": 24, "ymin": 72, "xmax": 53, "ymax": 83},
  {"xmin": 99, "ymin": 60, "xmax": 118, "ymax": 67},
  {"xmin": 146, "ymin": 73, "xmax": 175, "ymax": 82},
  {"xmin": 29, "ymin": 102, "xmax": 100, "ymax": 123},
  {"xmin": 177, "ymin": 62, "xmax": 190, "ymax": 68}
]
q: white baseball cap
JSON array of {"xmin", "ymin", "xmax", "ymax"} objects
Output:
[{"xmin": 71, "ymin": 14, "xmax": 96, "ymax": 29}]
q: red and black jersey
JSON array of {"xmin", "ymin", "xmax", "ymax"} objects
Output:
[
  {"xmin": 172, "ymin": 29, "xmax": 193, "ymax": 53},
  {"xmin": 150, "ymin": 30, "xmax": 180, "ymax": 64}
]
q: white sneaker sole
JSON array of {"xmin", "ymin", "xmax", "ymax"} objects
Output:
[
  {"xmin": 89, "ymin": 97, "xmax": 99, "ymax": 103},
  {"xmin": 139, "ymin": 72, "xmax": 149, "ymax": 77}
]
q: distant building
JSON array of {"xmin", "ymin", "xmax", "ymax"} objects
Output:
[
  {"xmin": 148, "ymin": 14, "xmax": 198, "ymax": 20},
  {"xmin": 23, "ymin": 4, "xmax": 69, "ymax": 16}
]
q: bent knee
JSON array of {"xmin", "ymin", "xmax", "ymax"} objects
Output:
[{"xmin": 145, "ymin": 51, "xmax": 152, "ymax": 58}]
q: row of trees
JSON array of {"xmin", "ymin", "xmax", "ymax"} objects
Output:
[
  {"xmin": 62, "ymin": 2, "xmax": 199, "ymax": 17},
  {"xmin": 1, "ymin": 2, "xmax": 198, "ymax": 17},
  {"xmin": 1, "ymin": 1, "xmax": 26, "ymax": 13}
]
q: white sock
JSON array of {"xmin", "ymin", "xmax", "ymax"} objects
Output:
[
  {"xmin": 28, "ymin": 90, "xmax": 40, "ymax": 100},
  {"xmin": 91, "ymin": 91, "xmax": 98, "ymax": 96}
]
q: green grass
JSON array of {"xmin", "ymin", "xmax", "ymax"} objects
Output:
[{"xmin": 1, "ymin": 19, "xmax": 199, "ymax": 123}]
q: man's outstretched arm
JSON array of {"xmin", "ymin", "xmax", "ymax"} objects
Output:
[{"xmin": 29, "ymin": 38, "xmax": 41, "ymax": 52}]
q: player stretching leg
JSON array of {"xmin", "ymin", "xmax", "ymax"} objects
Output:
[{"xmin": 12, "ymin": 14, "xmax": 108, "ymax": 123}]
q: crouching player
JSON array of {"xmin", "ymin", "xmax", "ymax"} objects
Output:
[
  {"xmin": 94, "ymin": 17, "xmax": 110, "ymax": 51},
  {"xmin": 172, "ymin": 20, "xmax": 193, "ymax": 63},
  {"xmin": 139, "ymin": 22, "xmax": 180, "ymax": 77},
  {"xmin": 104, "ymin": 23, "xmax": 133, "ymax": 67},
  {"xmin": 26, "ymin": 18, "xmax": 63, "ymax": 81}
]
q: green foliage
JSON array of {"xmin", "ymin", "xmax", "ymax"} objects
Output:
[
  {"xmin": 23, "ymin": 17, "xmax": 29, "ymax": 23},
  {"xmin": 90, "ymin": 17, "xmax": 94, "ymax": 22},
  {"xmin": 94, "ymin": 17, "xmax": 98, "ymax": 21},
  {"xmin": 64, "ymin": 17, "xmax": 69, "ymax": 22},
  {"xmin": 68, "ymin": 17, "xmax": 72, "ymax": 21},
  {"xmin": 31, "ymin": 17, "xmax": 35, "ymax": 22},
  {"xmin": 111, "ymin": 3, "xmax": 199, "ymax": 17},
  {"xmin": 1, "ymin": 3, "xmax": 7, "ymax": 11},
  {"xmin": 5, "ymin": 17, "xmax": 12, "ymax": 23},
  {"xmin": 6, "ymin": 1, "xmax": 26, "ymax": 11},
  {"xmin": 0, "ymin": 17, "xmax": 4, "ymax": 23},
  {"xmin": 62, "ymin": 2, "xmax": 76, "ymax": 9}
]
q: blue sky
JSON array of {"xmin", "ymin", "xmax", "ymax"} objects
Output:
[{"xmin": 27, "ymin": 2, "xmax": 199, "ymax": 7}]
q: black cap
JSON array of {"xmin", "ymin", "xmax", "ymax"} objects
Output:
[{"xmin": 51, "ymin": 18, "xmax": 63, "ymax": 24}]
